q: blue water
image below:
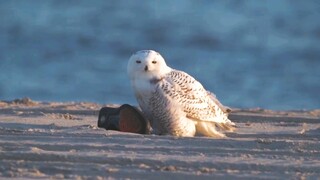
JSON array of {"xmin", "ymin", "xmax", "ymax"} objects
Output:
[{"xmin": 0, "ymin": 1, "xmax": 319, "ymax": 110}]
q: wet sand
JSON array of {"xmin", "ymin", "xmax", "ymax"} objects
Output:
[{"xmin": 0, "ymin": 99, "xmax": 319, "ymax": 179}]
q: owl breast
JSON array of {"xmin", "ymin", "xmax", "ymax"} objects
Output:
[{"xmin": 147, "ymin": 81, "xmax": 196, "ymax": 137}]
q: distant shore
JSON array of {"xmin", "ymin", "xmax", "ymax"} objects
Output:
[{"xmin": 0, "ymin": 98, "xmax": 319, "ymax": 179}]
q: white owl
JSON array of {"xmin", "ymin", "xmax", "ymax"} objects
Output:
[{"xmin": 127, "ymin": 50, "xmax": 235, "ymax": 138}]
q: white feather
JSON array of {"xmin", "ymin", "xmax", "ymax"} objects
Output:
[{"xmin": 127, "ymin": 50, "xmax": 235, "ymax": 137}]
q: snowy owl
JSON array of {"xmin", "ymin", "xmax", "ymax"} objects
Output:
[{"xmin": 127, "ymin": 50, "xmax": 235, "ymax": 138}]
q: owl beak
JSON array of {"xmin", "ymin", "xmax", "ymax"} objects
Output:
[{"xmin": 144, "ymin": 65, "xmax": 148, "ymax": 71}]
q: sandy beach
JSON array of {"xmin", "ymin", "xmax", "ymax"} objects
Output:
[{"xmin": 0, "ymin": 98, "xmax": 319, "ymax": 179}]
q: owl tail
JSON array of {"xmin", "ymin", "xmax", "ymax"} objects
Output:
[
  {"xmin": 195, "ymin": 122, "xmax": 226, "ymax": 138},
  {"xmin": 195, "ymin": 120, "xmax": 235, "ymax": 138},
  {"xmin": 217, "ymin": 121, "xmax": 236, "ymax": 132},
  {"xmin": 220, "ymin": 117, "xmax": 236, "ymax": 132}
]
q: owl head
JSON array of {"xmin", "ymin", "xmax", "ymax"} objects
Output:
[{"xmin": 127, "ymin": 50, "xmax": 171, "ymax": 81}]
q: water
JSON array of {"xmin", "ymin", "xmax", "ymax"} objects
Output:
[{"xmin": 0, "ymin": 0, "xmax": 319, "ymax": 110}]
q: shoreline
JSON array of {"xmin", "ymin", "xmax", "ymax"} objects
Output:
[{"xmin": 0, "ymin": 98, "xmax": 319, "ymax": 179}]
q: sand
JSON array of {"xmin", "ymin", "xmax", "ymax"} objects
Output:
[{"xmin": 0, "ymin": 98, "xmax": 319, "ymax": 179}]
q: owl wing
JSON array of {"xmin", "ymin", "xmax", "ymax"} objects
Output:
[
  {"xmin": 163, "ymin": 69, "xmax": 231, "ymax": 125},
  {"xmin": 207, "ymin": 91, "xmax": 232, "ymax": 113}
]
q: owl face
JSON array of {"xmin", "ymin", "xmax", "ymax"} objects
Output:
[{"xmin": 127, "ymin": 50, "xmax": 170, "ymax": 80}]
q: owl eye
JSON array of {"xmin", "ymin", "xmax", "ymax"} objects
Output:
[
  {"xmin": 152, "ymin": 60, "xmax": 157, "ymax": 64},
  {"xmin": 136, "ymin": 60, "xmax": 141, "ymax": 64}
]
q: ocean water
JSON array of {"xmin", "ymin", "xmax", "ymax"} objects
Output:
[{"xmin": 0, "ymin": 0, "xmax": 319, "ymax": 110}]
